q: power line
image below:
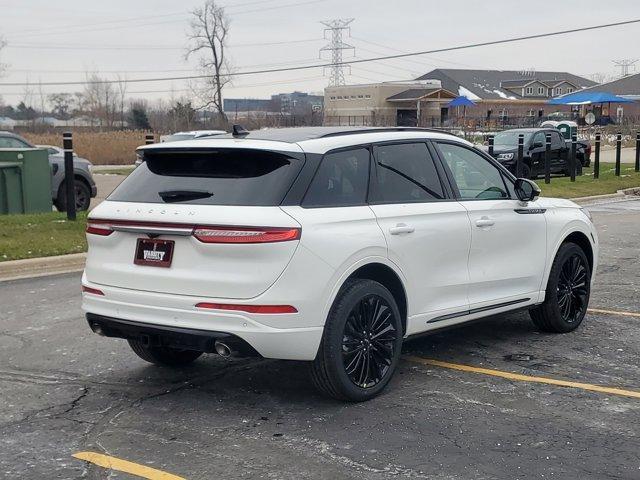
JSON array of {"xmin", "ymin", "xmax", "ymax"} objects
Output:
[
  {"xmin": 5, "ymin": 38, "xmax": 323, "ymax": 51},
  {"xmin": 2, "ymin": 18, "xmax": 639, "ymax": 87},
  {"xmin": 4, "ymin": 0, "xmax": 328, "ymax": 39},
  {"xmin": 351, "ymin": 36, "xmax": 481, "ymax": 69},
  {"xmin": 0, "ymin": 75, "xmax": 325, "ymax": 96}
]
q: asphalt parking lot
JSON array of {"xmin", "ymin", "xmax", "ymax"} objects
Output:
[{"xmin": 1, "ymin": 199, "xmax": 639, "ymax": 479}]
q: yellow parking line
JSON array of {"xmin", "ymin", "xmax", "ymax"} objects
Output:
[
  {"xmin": 405, "ymin": 356, "xmax": 640, "ymax": 399},
  {"xmin": 588, "ymin": 308, "xmax": 640, "ymax": 318},
  {"xmin": 72, "ymin": 452, "xmax": 185, "ymax": 480}
]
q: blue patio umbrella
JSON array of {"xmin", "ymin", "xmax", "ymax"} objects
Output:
[
  {"xmin": 448, "ymin": 96, "xmax": 477, "ymax": 107},
  {"xmin": 448, "ymin": 96, "xmax": 476, "ymax": 131},
  {"xmin": 548, "ymin": 91, "xmax": 635, "ymax": 105}
]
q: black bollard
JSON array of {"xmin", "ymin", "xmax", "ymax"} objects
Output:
[
  {"xmin": 545, "ymin": 132, "xmax": 552, "ymax": 184},
  {"xmin": 516, "ymin": 134, "xmax": 524, "ymax": 178},
  {"xmin": 62, "ymin": 132, "xmax": 76, "ymax": 221},
  {"xmin": 594, "ymin": 132, "xmax": 601, "ymax": 179},
  {"xmin": 615, "ymin": 133, "xmax": 622, "ymax": 176}
]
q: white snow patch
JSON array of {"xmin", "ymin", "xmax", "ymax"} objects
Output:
[
  {"xmin": 493, "ymin": 89, "xmax": 517, "ymax": 100},
  {"xmin": 458, "ymin": 86, "xmax": 481, "ymax": 101}
]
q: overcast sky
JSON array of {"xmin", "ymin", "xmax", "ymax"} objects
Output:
[{"xmin": 0, "ymin": 0, "xmax": 639, "ymax": 106}]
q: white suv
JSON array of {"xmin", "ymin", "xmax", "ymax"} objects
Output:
[{"xmin": 82, "ymin": 127, "xmax": 598, "ymax": 401}]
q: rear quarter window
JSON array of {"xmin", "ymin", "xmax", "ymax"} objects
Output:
[
  {"xmin": 302, "ymin": 148, "xmax": 370, "ymax": 207},
  {"xmin": 108, "ymin": 148, "xmax": 303, "ymax": 206}
]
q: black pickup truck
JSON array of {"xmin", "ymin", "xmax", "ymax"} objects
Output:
[{"xmin": 488, "ymin": 128, "xmax": 591, "ymax": 179}]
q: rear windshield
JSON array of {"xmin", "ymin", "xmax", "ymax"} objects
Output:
[{"xmin": 109, "ymin": 148, "xmax": 303, "ymax": 206}]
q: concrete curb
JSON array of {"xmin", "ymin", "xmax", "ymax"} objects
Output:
[
  {"xmin": 572, "ymin": 187, "xmax": 640, "ymax": 205},
  {"xmin": 0, "ymin": 253, "xmax": 86, "ymax": 282}
]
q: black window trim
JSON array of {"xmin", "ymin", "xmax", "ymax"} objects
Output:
[
  {"xmin": 431, "ymin": 139, "xmax": 516, "ymax": 202},
  {"xmin": 300, "ymin": 145, "xmax": 373, "ymax": 209},
  {"xmin": 368, "ymin": 139, "xmax": 451, "ymax": 205}
]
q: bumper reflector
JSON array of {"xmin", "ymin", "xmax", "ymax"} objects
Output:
[
  {"xmin": 195, "ymin": 302, "xmax": 298, "ymax": 314},
  {"xmin": 82, "ymin": 285, "xmax": 104, "ymax": 296}
]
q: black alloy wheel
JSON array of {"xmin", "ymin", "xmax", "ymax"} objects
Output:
[
  {"xmin": 530, "ymin": 242, "xmax": 591, "ymax": 333},
  {"xmin": 310, "ymin": 278, "xmax": 403, "ymax": 401},
  {"xmin": 342, "ymin": 294, "xmax": 399, "ymax": 388},
  {"xmin": 556, "ymin": 253, "xmax": 589, "ymax": 324}
]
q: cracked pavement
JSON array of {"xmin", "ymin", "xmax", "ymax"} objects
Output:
[{"xmin": 1, "ymin": 199, "xmax": 639, "ymax": 479}]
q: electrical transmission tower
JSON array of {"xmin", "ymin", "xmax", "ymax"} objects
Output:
[
  {"xmin": 319, "ymin": 18, "xmax": 355, "ymax": 86},
  {"xmin": 613, "ymin": 59, "xmax": 638, "ymax": 77}
]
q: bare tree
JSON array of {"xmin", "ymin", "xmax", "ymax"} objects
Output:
[
  {"xmin": 84, "ymin": 72, "xmax": 117, "ymax": 128},
  {"xmin": 49, "ymin": 93, "xmax": 73, "ymax": 118},
  {"xmin": 186, "ymin": 1, "xmax": 231, "ymax": 126},
  {"xmin": 115, "ymin": 74, "xmax": 128, "ymax": 128},
  {"xmin": 37, "ymin": 80, "xmax": 47, "ymax": 124}
]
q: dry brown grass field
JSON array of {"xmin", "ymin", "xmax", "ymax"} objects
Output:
[{"xmin": 22, "ymin": 130, "xmax": 150, "ymax": 165}]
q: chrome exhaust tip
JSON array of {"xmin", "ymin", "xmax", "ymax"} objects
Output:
[
  {"xmin": 90, "ymin": 322, "xmax": 105, "ymax": 336},
  {"xmin": 214, "ymin": 340, "xmax": 232, "ymax": 357}
]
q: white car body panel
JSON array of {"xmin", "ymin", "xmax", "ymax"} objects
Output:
[
  {"xmin": 460, "ymin": 198, "xmax": 547, "ymax": 307},
  {"xmin": 369, "ymin": 201, "xmax": 471, "ymax": 322},
  {"xmin": 86, "ymin": 201, "xmax": 301, "ymax": 299}
]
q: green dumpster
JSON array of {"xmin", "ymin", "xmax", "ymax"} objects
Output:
[
  {"xmin": 0, "ymin": 149, "xmax": 52, "ymax": 214},
  {"xmin": 557, "ymin": 122, "xmax": 578, "ymax": 140}
]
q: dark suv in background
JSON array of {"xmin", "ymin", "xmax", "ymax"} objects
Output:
[
  {"xmin": 0, "ymin": 131, "xmax": 97, "ymax": 211},
  {"xmin": 488, "ymin": 128, "xmax": 590, "ymax": 179}
]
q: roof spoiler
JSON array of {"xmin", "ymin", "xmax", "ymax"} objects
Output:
[{"xmin": 232, "ymin": 124, "xmax": 250, "ymax": 137}]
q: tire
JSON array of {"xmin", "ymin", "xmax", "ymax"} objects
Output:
[
  {"xmin": 128, "ymin": 339, "xmax": 203, "ymax": 367},
  {"xmin": 520, "ymin": 163, "xmax": 532, "ymax": 179},
  {"xmin": 530, "ymin": 243, "xmax": 591, "ymax": 333},
  {"xmin": 310, "ymin": 279, "xmax": 403, "ymax": 402},
  {"xmin": 580, "ymin": 154, "xmax": 590, "ymax": 168},
  {"xmin": 56, "ymin": 179, "xmax": 91, "ymax": 212}
]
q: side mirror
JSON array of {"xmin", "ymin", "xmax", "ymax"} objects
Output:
[
  {"xmin": 514, "ymin": 178, "xmax": 541, "ymax": 202},
  {"xmin": 532, "ymin": 141, "xmax": 544, "ymax": 149}
]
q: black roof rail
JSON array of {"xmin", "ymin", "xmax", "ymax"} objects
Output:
[{"xmin": 318, "ymin": 127, "xmax": 459, "ymax": 139}]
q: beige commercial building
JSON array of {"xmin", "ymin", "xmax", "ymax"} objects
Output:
[{"xmin": 324, "ymin": 80, "xmax": 457, "ymax": 127}]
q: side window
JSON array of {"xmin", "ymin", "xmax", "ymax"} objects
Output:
[
  {"xmin": 303, "ymin": 148, "xmax": 370, "ymax": 207},
  {"xmin": 373, "ymin": 143, "xmax": 444, "ymax": 203},
  {"xmin": 0, "ymin": 137, "xmax": 28, "ymax": 148},
  {"xmin": 550, "ymin": 131, "xmax": 564, "ymax": 148},
  {"xmin": 437, "ymin": 143, "xmax": 510, "ymax": 200},
  {"xmin": 532, "ymin": 132, "xmax": 546, "ymax": 146}
]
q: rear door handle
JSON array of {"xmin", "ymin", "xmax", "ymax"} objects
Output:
[
  {"xmin": 389, "ymin": 223, "xmax": 415, "ymax": 235},
  {"xmin": 475, "ymin": 218, "xmax": 495, "ymax": 228}
]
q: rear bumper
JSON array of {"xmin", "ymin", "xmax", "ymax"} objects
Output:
[
  {"xmin": 86, "ymin": 313, "xmax": 258, "ymax": 355},
  {"xmin": 81, "ymin": 277, "xmax": 324, "ymax": 361}
]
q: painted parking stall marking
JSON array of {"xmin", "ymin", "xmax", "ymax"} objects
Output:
[
  {"xmin": 72, "ymin": 452, "xmax": 186, "ymax": 480},
  {"xmin": 588, "ymin": 307, "xmax": 640, "ymax": 318},
  {"xmin": 406, "ymin": 356, "xmax": 640, "ymax": 399}
]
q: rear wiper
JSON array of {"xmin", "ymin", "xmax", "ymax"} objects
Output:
[{"xmin": 158, "ymin": 190, "xmax": 213, "ymax": 203}]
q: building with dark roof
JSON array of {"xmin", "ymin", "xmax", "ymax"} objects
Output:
[
  {"xmin": 324, "ymin": 81, "xmax": 456, "ymax": 127},
  {"xmin": 415, "ymin": 68, "xmax": 596, "ymax": 101},
  {"xmin": 325, "ymin": 69, "xmax": 600, "ymax": 128},
  {"xmin": 579, "ymin": 72, "xmax": 640, "ymax": 99}
]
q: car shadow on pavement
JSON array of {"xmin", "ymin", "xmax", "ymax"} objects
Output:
[{"xmin": 105, "ymin": 311, "xmax": 544, "ymax": 406}]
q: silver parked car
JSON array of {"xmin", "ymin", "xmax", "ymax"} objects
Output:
[{"xmin": 0, "ymin": 131, "xmax": 97, "ymax": 211}]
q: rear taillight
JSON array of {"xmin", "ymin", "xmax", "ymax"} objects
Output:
[
  {"xmin": 193, "ymin": 226, "xmax": 300, "ymax": 244},
  {"xmin": 195, "ymin": 303, "xmax": 298, "ymax": 314},
  {"xmin": 82, "ymin": 285, "xmax": 104, "ymax": 296},
  {"xmin": 86, "ymin": 222, "xmax": 113, "ymax": 236}
]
